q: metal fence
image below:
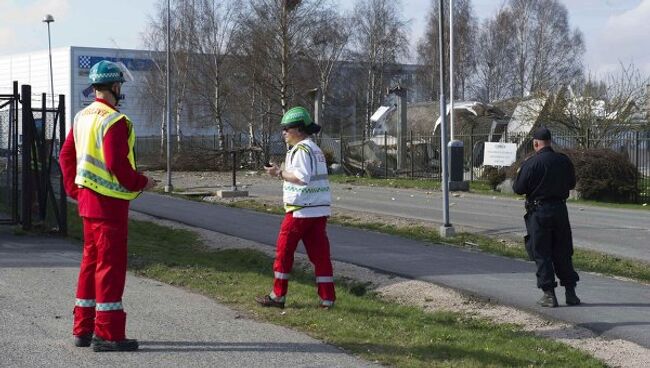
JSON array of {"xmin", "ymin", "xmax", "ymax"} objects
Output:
[
  {"xmin": 0, "ymin": 82, "xmax": 67, "ymax": 232},
  {"xmin": 134, "ymin": 128, "xmax": 650, "ymax": 203}
]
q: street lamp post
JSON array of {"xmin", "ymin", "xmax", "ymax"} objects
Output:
[
  {"xmin": 165, "ymin": 0, "xmax": 173, "ymax": 193},
  {"xmin": 447, "ymin": 0, "xmax": 468, "ymax": 192},
  {"xmin": 438, "ymin": 0, "xmax": 454, "ymax": 237},
  {"xmin": 42, "ymin": 14, "xmax": 55, "ymax": 110}
]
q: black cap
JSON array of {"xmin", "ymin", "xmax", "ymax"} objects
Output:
[{"xmin": 533, "ymin": 127, "xmax": 552, "ymax": 141}]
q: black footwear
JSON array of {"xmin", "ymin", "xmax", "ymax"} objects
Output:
[
  {"xmin": 565, "ymin": 287, "xmax": 581, "ymax": 306},
  {"xmin": 74, "ymin": 334, "xmax": 93, "ymax": 347},
  {"xmin": 255, "ymin": 295, "xmax": 285, "ymax": 309},
  {"xmin": 92, "ymin": 336, "xmax": 139, "ymax": 352},
  {"xmin": 537, "ymin": 289, "xmax": 558, "ymax": 308}
]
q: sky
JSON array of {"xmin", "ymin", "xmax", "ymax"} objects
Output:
[{"xmin": 1, "ymin": 0, "xmax": 649, "ymax": 78}]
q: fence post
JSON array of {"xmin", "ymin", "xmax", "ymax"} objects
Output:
[
  {"xmin": 339, "ymin": 132, "xmax": 344, "ymax": 168},
  {"xmin": 21, "ymin": 84, "xmax": 32, "ymax": 230},
  {"xmin": 635, "ymin": 131, "xmax": 640, "ymax": 203},
  {"xmin": 58, "ymin": 94, "xmax": 67, "ymax": 235},
  {"xmin": 38, "ymin": 93, "xmax": 47, "ymax": 222},
  {"xmin": 470, "ymin": 127, "xmax": 474, "ymax": 182},
  {"xmin": 361, "ymin": 133, "xmax": 365, "ymax": 175},
  {"xmin": 231, "ymin": 150, "xmax": 237, "ymax": 191},
  {"xmin": 384, "ymin": 132, "xmax": 388, "ymax": 178},
  {"xmin": 11, "ymin": 81, "xmax": 19, "ymax": 222},
  {"xmin": 410, "ymin": 130, "xmax": 414, "ymax": 178}
]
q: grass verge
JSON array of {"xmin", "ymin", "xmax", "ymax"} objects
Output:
[
  {"xmin": 64, "ymin": 206, "xmax": 604, "ymax": 367},
  {"xmin": 328, "ymin": 174, "xmax": 650, "ymax": 210},
  {"xmin": 225, "ymin": 199, "xmax": 650, "ymax": 284}
]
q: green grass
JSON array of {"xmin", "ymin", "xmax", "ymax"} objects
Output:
[
  {"xmin": 329, "ymin": 174, "xmax": 499, "ymax": 194},
  {"xmin": 64, "ymin": 206, "xmax": 605, "ymax": 367},
  {"xmin": 329, "ymin": 174, "xmax": 650, "ymax": 210},
  {"xmin": 225, "ymin": 200, "xmax": 650, "ymax": 284}
]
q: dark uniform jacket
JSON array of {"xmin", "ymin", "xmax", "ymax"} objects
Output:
[{"xmin": 513, "ymin": 147, "xmax": 576, "ymax": 202}]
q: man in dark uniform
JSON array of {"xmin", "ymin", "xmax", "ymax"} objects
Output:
[{"xmin": 513, "ymin": 127, "xmax": 581, "ymax": 307}]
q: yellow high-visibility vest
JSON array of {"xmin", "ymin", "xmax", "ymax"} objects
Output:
[{"xmin": 73, "ymin": 101, "xmax": 139, "ymax": 200}]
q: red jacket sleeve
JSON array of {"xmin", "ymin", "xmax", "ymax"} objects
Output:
[
  {"xmin": 59, "ymin": 128, "xmax": 79, "ymax": 200},
  {"xmin": 103, "ymin": 119, "xmax": 149, "ymax": 192}
]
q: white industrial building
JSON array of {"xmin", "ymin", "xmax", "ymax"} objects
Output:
[
  {"xmin": 0, "ymin": 46, "xmax": 215, "ymax": 137},
  {"xmin": 1, "ymin": 46, "xmax": 430, "ymax": 140}
]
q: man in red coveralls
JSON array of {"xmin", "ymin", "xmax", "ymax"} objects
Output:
[{"xmin": 59, "ymin": 60, "xmax": 155, "ymax": 352}]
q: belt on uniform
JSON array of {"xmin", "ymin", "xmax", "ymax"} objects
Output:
[{"xmin": 531, "ymin": 199, "xmax": 566, "ymax": 207}]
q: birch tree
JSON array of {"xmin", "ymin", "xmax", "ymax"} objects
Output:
[{"xmin": 350, "ymin": 0, "xmax": 409, "ymax": 137}]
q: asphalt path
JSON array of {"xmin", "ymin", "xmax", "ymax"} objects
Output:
[
  {"xmin": 131, "ymin": 193, "xmax": 650, "ymax": 349},
  {"xmin": 247, "ymin": 181, "xmax": 650, "ymax": 262},
  {"xmin": 0, "ymin": 229, "xmax": 376, "ymax": 368}
]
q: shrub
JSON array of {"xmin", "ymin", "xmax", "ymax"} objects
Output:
[
  {"xmin": 567, "ymin": 149, "xmax": 639, "ymax": 202},
  {"xmin": 322, "ymin": 148, "xmax": 336, "ymax": 166},
  {"xmin": 482, "ymin": 166, "xmax": 507, "ymax": 190},
  {"xmin": 508, "ymin": 148, "xmax": 639, "ymax": 202}
]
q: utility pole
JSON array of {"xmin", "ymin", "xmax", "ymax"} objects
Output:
[
  {"xmin": 165, "ymin": 0, "xmax": 173, "ymax": 193},
  {"xmin": 438, "ymin": 0, "xmax": 454, "ymax": 237},
  {"xmin": 448, "ymin": 0, "xmax": 469, "ymax": 192}
]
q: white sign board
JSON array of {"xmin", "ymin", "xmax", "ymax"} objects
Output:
[{"xmin": 483, "ymin": 142, "xmax": 517, "ymax": 166}]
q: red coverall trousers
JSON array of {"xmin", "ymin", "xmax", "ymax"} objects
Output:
[
  {"xmin": 272, "ymin": 213, "xmax": 336, "ymax": 306},
  {"xmin": 73, "ymin": 216, "xmax": 129, "ymax": 341}
]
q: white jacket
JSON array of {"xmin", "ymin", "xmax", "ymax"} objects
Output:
[{"xmin": 282, "ymin": 138, "xmax": 331, "ymax": 217}]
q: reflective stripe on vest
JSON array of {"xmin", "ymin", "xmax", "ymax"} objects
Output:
[{"xmin": 73, "ymin": 101, "xmax": 139, "ymax": 200}]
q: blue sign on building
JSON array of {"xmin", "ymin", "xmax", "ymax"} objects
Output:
[{"xmin": 78, "ymin": 55, "xmax": 154, "ymax": 71}]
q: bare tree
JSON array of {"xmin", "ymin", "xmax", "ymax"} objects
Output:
[
  {"xmin": 545, "ymin": 63, "xmax": 650, "ymax": 148},
  {"xmin": 505, "ymin": 0, "xmax": 584, "ymax": 97},
  {"xmin": 306, "ymin": 9, "xmax": 350, "ymax": 119},
  {"xmin": 471, "ymin": 11, "xmax": 515, "ymax": 102},
  {"xmin": 230, "ymin": 0, "xmax": 334, "ymax": 162},
  {"xmin": 142, "ymin": 0, "xmax": 199, "ymax": 152},
  {"xmin": 241, "ymin": 0, "xmax": 327, "ymax": 114},
  {"xmin": 350, "ymin": 0, "xmax": 409, "ymax": 137},
  {"xmin": 189, "ymin": 0, "xmax": 240, "ymax": 151},
  {"xmin": 417, "ymin": 0, "xmax": 477, "ymax": 101}
]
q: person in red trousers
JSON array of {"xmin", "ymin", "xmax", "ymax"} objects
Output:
[
  {"xmin": 256, "ymin": 106, "xmax": 336, "ymax": 310},
  {"xmin": 59, "ymin": 60, "xmax": 155, "ymax": 352}
]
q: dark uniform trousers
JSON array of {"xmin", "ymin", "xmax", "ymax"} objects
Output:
[{"xmin": 524, "ymin": 201, "xmax": 579, "ymax": 290}]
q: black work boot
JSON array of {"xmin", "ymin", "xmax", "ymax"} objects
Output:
[
  {"xmin": 92, "ymin": 336, "xmax": 139, "ymax": 352},
  {"xmin": 255, "ymin": 295, "xmax": 285, "ymax": 309},
  {"xmin": 73, "ymin": 334, "xmax": 93, "ymax": 347},
  {"xmin": 537, "ymin": 289, "xmax": 558, "ymax": 308},
  {"xmin": 565, "ymin": 287, "xmax": 581, "ymax": 306}
]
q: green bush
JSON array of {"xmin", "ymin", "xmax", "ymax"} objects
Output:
[
  {"xmin": 567, "ymin": 148, "xmax": 639, "ymax": 202},
  {"xmin": 322, "ymin": 148, "xmax": 336, "ymax": 166},
  {"xmin": 482, "ymin": 166, "xmax": 507, "ymax": 190},
  {"xmin": 508, "ymin": 148, "xmax": 639, "ymax": 202}
]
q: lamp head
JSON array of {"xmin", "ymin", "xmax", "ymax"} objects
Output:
[{"xmin": 42, "ymin": 14, "xmax": 54, "ymax": 23}]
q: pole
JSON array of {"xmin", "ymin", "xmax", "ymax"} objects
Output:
[
  {"xmin": 449, "ymin": 0, "xmax": 454, "ymax": 140},
  {"xmin": 165, "ymin": 0, "xmax": 173, "ymax": 192},
  {"xmin": 438, "ymin": 0, "xmax": 454, "ymax": 236},
  {"xmin": 43, "ymin": 15, "xmax": 55, "ymax": 109},
  {"xmin": 447, "ymin": 0, "xmax": 467, "ymax": 191},
  {"xmin": 21, "ymin": 85, "xmax": 33, "ymax": 230}
]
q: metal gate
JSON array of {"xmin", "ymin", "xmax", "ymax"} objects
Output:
[
  {"xmin": 0, "ymin": 82, "xmax": 67, "ymax": 233},
  {"xmin": 0, "ymin": 82, "xmax": 19, "ymax": 224}
]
